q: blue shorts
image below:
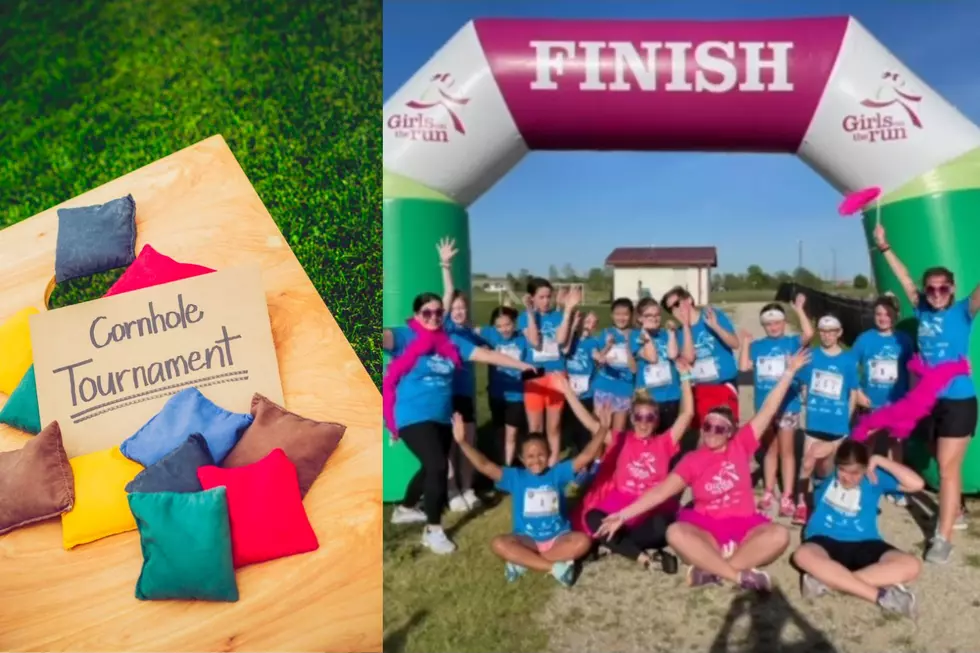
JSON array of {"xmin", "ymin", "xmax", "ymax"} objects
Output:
[{"xmin": 593, "ymin": 389, "xmax": 631, "ymax": 413}]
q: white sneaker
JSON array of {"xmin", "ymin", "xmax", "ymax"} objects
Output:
[
  {"xmin": 390, "ymin": 506, "xmax": 427, "ymax": 525},
  {"xmin": 448, "ymin": 494, "xmax": 470, "ymax": 513},
  {"xmin": 954, "ymin": 511, "xmax": 968, "ymax": 531},
  {"xmin": 463, "ymin": 489, "xmax": 482, "ymax": 509},
  {"xmin": 421, "ymin": 526, "xmax": 457, "ymax": 555}
]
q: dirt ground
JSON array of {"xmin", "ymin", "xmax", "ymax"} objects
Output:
[{"xmin": 540, "ymin": 304, "xmax": 980, "ymax": 653}]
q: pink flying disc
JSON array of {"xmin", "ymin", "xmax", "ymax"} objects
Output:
[{"xmin": 839, "ymin": 186, "xmax": 882, "ymax": 217}]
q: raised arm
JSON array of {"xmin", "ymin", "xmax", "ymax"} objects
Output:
[
  {"xmin": 562, "ymin": 311, "xmax": 583, "ymax": 355},
  {"xmin": 873, "ymin": 223, "xmax": 918, "ymax": 306},
  {"xmin": 595, "ymin": 473, "xmax": 688, "ymax": 539},
  {"xmin": 383, "ymin": 328, "xmax": 395, "ymax": 352},
  {"xmin": 869, "ymin": 454, "xmax": 925, "ymax": 494},
  {"xmin": 666, "ymin": 327, "xmax": 679, "ymax": 360},
  {"xmin": 704, "ymin": 306, "xmax": 740, "ymax": 350},
  {"xmin": 555, "ymin": 373, "xmax": 602, "ymax": 436},
  {"xmin": 556, "ymin": 287, "xmax": 582, "ymax": 346},
  {"xmin": 791, "ymin": 293, "xmax": 814, "ymax": 343},
  {"xmin": 451, "ymin": 413, "xmax": 502, "ymax": 482},
  {"xmin": 748, "ymin": 348, "xmax": 811, "ymax": 438},
  {"xmin": 436, "ymin": 237, "xmax": 458, "ymax": 309},
  {"xmin": 679, "ymin": 307, "xmax": 695, "ymax": 364},
  {"xmin": 521, "ymin": 295, "xmax": 541, "ymax": 349},
  {"xmin": 668, "ymin": 360, "xmax": 695, "ymax": 442},
  {"xmin": 738, "ymin": 330, "xmax": 754, "ymax": 372},
  {"xmin": 969, "ymin": 283, "xmax": 980, "ymax": 318},
  {"xmin": 637, "ymin": 329, "xmax": 658, "ymax": 363}
]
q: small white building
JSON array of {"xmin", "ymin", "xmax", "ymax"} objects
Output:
[{"xmin": 605, "ymin": 246, "xmax": 717, "ymax": 305}]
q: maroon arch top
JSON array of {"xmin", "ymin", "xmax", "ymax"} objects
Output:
[{"xmin": 473, "ymin": 17, "xmax": 849, "ymax": 152}]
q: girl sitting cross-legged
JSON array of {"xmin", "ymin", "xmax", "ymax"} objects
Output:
[
  {"xmin": 791, "ymin": 440, "xmax": 922, "ymax": 619},
  {"xmin": 597, "ymin": 348, "xmax": 811, "ymax": 593},
  {"xmin": 451, "ymin": 375, "xmax": 607, "ymax": 586}
]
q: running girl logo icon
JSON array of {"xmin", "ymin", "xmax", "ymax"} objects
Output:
[
  {"xmin": 387, "ymin": 73, "xmax": 471, "ymax": 144},
  {"xmin": 842, "ymin": 70, "xmax": 924, "ymax": 144}
]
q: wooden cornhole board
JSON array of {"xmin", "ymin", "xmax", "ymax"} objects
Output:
[{"xmin": 0, "ymin": 135, "xmax": 382, "ymax": 652}]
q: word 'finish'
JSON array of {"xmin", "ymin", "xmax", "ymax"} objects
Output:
[{"xmin": 530, "ymin": 40, "xmax": 795, "ymax": 93}]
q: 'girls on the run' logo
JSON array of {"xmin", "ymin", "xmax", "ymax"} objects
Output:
[
  {"xmin": 841, "ymin": 71, "xmax": 924, "ymax": 144},
  {"xmin": 386, "ymin": 73, "xmax": 470, "ymax": 144}
]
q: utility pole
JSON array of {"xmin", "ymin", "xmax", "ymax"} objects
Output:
[
  {"xmin": 797, "ymin": 239, "xmax": 803, "ymax": 271},
  {"xmin": 831, "ymin": 248, "xmax": 837, "ymax": 285}
]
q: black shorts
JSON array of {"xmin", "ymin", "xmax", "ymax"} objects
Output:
[
  {"xmin": 656, "ymin": 400, "xmax": 680, "ymax": 431},
  {"xmin": 452, "ymin": 395, "xmax": 476, "ymax": 423},
  {"xmin": 490, "ymin": 398, "xmax": 525, "ymax": 428},
  {"xmin": 805, "ymin": 535, "xmax": 894, "ymax": 571},
  {"xmin": 920, "ymin": 397, "xmax": 978, "ymax": 439},
  {"xmin": 806, "ymin": 431, "xmax": 847, "ymax": 443}
]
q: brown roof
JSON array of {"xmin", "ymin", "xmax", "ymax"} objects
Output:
[{"xmin": 605, "ymin": 246, "xmax": 717, "ymax": 268}]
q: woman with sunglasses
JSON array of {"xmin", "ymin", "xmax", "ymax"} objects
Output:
[
  {"xmin": 384, "ymin": 292, "xmax": 539, "ymax": 554},
  {"xmin": 520, "ymin": 279, "xmax": 582, "ymax": 466},
  {"xmin": 739, "ymin": 295, "xmax": 812, "ymax": 519},
  {"xmin": 597, "ymin": 349, "xmax": 811, "ymax": 592},
  {"xmin": 851, "ymin": 295, "xmax": 914, "ymax": 508},
  {"xmin": 875, "ymin": 222, "xmax": 980, "ymax": 564},
  {"xmin": 633, "ymin": 297, "xmax": 689, "ymax": 432},
  {"xmin": 661, "ymin": 287, "xmax": 741, "ymax": 427},
  {"xmin": 581, "ymin": 360, "xmax": 695, "ymax": 571},
  {"xmin": 437, "ymin": 237, "xmax": 483, "ymax": 512},
  {"xmin": 792, "ymin": 314, "xmax": 860, "ymax": 526}
]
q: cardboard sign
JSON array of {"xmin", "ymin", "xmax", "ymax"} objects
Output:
[{"xmin": 30, "ymin": 265, "xmax": 284, "ymax": 458}]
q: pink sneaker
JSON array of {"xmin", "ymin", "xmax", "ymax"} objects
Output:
[
  {"xmin": 779, "ymin": 496, "xmax": 796, "ymax": 518},
  {"xmin": 792, "ymin": 502, "xmax": 808, "ymax": 526},
  {"xmin": 757, "ymin": 491, "xmax": 775, "ymax": 514}
]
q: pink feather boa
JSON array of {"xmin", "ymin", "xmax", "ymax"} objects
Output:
[
  {"xmin": 383, "ymin": 319, "xmax": 462, "ymax": 440},
  {"xmin": 851, "ymin": 355, "xmax": 971, "ymax": 443}
]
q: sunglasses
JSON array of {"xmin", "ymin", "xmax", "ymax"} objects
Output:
[
  {"xmin": 666, "ymin": 301, "xmax": 680, "ymax": 311},
  {"xmin": 419, "ymin": 308, "xmax": 445, "ymax": 320},
  {"xmin": 925, "ymin": 284, "xmax": 952, "ymax": 297},
  {"xmin": 632, "ymin": 412, "xmax": 658, "ymax": 424},
  {"xmin": 701, "ymin": 421, "xmax": 732, "ymax": 436}
]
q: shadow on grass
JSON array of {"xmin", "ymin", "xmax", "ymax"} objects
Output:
[
  {"xmin": 383, "ymin": 610, "xmax": 429, "ymax": 653},
  {"xmin": 708, "ymin": 587, "xmax": 838, "ymax": 653}
]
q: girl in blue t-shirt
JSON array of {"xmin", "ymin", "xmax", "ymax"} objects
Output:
[
  {"xmin": 875, "ymin": 222, "xmax": 980, "ymax": 564},
  {"xmin": 793, "ymin": 314, "xmax": 860, "ymax": 526},
  {"xmin": 738, "ymin": 296, "xmax": 812, "ymax": 519},
  {"xmin": 483, "ymin": 305, "xmax": 530, "ymax": 465},
  {"xmin": 792, "ymin": 440, "xmax": 922, "ymax": 619},
  {"xmin": 452, "ymin": 375, "xmax": 606, "ymax": 586},
  {"xmin": 632, "ymin": 297, "xmax": 685, "ymax": 432},
  {"xmin": 437, "ymin": 237, "xmax": 483, "ymax": 513},
  {"xmin": 384, "ymin": 291, "xmax": 538, "ymax": 555},
  {"xmin": 563, "ymin": 310, "xmax": 601, "ymax": 454},
  {"xmin": 593, "ymin": 298, "xmax": 638, "ymax": 433},
  {"xmin": 851, "ymin": 295, "xmax": 914, "ymax": 507}
]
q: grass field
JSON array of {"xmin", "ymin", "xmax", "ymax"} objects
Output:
[{"xmin": 0, "ymin": 0, "xmax": 382, "ymax": 385}]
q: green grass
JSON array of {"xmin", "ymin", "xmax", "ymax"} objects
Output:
[{"xmin": 0, "ymin": 0, "xmax": 382, "ymax": 386}]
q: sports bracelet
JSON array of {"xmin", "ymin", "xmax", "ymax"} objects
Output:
[
  {"xmin": 679, "ymin": 373, "xmax": 693, "ymax": 383},
  {"xmin": 878, "ymin": 245, "xmax": 891, "ymax": 253}
]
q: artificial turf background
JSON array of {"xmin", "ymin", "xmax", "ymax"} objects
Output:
[{"xmin": 0, "ymin": 0, "xmax": 382, "ymax": 386}]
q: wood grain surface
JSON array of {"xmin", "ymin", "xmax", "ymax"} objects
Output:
[{"xmin": 0, "ymin": 135, "xmax": 382, "ymax": 652}]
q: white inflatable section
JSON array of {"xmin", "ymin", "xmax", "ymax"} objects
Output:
[
  {"xmin": 383, "ymin": 22, "xmax": 528, "ymax": 206},
  {"xmin": 797, "ymin": 18, "xmax": 980, "ymax": 195}
]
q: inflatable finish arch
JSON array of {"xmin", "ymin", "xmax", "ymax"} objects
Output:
[{"xmin": 383, "ymin": 16, "xmax": 980, "ymax": 501}]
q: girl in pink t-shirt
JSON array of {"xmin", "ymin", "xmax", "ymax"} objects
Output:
[
  {"xmin": 581, "ymin": 361, "xmax": 695, "ymax": 570},
  {"xmin": 597, "ymin": 348, "xmax": 811, "ymax": 593}
]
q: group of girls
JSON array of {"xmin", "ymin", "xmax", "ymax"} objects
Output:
[{"xmin": 383, "ymin": 224, "xmax": 978, "ymax": 613}]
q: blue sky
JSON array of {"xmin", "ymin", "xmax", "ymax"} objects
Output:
[{"xmin": 384, "ymin": 1, "xmax": 980, "ymax": 280}]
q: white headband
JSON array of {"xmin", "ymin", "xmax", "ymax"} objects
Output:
[
  {"xmin": 760, "ymin": 309, "xmax": 786, "ymax": 324},
  {"xmin": 818, "ymin": 315, "xmax": 842, "ymax": 330}
]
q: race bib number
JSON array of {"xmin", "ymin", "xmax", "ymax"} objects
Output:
[
  {"xmin": 499, "ymin": 344, "xmax": 522, "ymax": 361},
  {"xmin": 823, "ymin": 481, "xmax": 861, "ymax": 516},
  {"xmin": 523, "ymin": 488, "xmax": 559, "ymax": 518},
  {"xmin": 643, "ymin": 361, "xmax": 672, "ymax": 387},
  {"xmin": 811, "ymin": 370, "xmax": 844, "ymax": 400},
  {"xmin": 606, "ymin": 344, "xmax": 627, "ymax": 366},
  {"xmin": 693, "ymin": 357, "xmax": 719, "ymax": 382},
  {"xmin": 569, "ymin": 374, "xmax": 590, "ymax": 395},
  {"xmin": 532, "ymin": 338, "xmax": 560, "ymax": 362},
  {"xmin": 869, "ymin": 359, "xmax": 899, "ymax": 384},
  {"xmin": 757, "ymin": 355, "xmax": 786, "ymax": 380}
]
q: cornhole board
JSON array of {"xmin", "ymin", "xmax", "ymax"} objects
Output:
[{"xmin": 0, "ymin": 135, "xmax": 382, "ymax": 652}]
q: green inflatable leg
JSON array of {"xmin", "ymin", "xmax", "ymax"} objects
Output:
[
  {"xmin": 864, "ymin": 188, "xmax": 980, "ymax": 492},
  {"xmin": 383, "ymin": 196, "xmax": 470, "ymax": 503}
]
